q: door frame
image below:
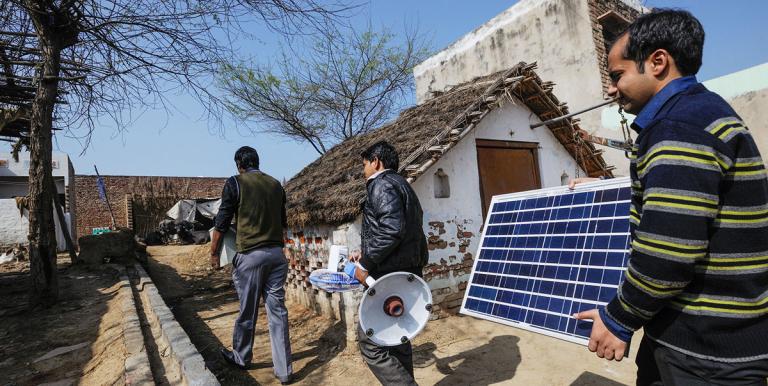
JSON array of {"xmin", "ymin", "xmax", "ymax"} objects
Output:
[{"xmin": 475, "ymin": 139, "xmax": 542, "ymax": 219}]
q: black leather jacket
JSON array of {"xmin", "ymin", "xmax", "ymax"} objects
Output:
[{"xmin": 360, "ymin": 170, "xmax": 428, "ymax": 279}]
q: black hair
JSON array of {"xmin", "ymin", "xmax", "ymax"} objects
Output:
[
  {"xmin": 360, "ymin": 141, "xmax": 399, "ymax": 171},
  {"xmin": 234, "ymin": 146, "xmax": 259, "ymax": 170},
  {"xmin": 620, "ymin": 8, "xmax": 704, "ymax": 76}
]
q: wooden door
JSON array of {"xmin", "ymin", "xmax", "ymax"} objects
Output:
[{"xmin": 476, "ymin": 139, "xmax": 541, "ymax": 218}]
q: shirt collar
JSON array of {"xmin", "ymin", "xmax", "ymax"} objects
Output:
[
  {"xmin": 632, "ymin": 75, "xmax": 698, "ymax": 131},
  {"xmin": 367, "ymin": 169, "xmax": 391, "ymax": 181}
]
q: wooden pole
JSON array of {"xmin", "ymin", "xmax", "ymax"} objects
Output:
[
  {"xmin": 50, "ymin": 178, "xmax": 78, "ymax": 262},
  {"xmin": 93, "ymin": 165, "xmax": 117, "ymax": 229}
]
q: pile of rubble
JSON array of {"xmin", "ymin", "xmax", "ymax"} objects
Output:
[
  {"xmin": 0, "ymin": 244, "xmax": 26, "ymax": 265},
  {"xmin": 77, "ymin": 228, "xmax": 147, "ymax": 265}
]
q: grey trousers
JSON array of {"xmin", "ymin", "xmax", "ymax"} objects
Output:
[
  {"xmin": 358, "ymin": 327, "xmax": 418, "ymax": 385},
  {"xmin": 636, "ymin": 336, "xmax": 768, "ymax": 386},
  {"xmin": 231, "ymin": 246, "xmax": 292, "ymax": 381}
]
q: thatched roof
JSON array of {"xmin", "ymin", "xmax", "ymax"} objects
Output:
[
  {"xmin": 1, "ymin": 32, "xmax": 69, "ymax": 143},
  {"xmin": 285, "ymin": 62, "xmax": 613, "ymax": 228}
]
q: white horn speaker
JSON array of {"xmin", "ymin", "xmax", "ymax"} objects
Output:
[{"xmin": 358, "ymin": 272, "xmax": 433, "ymax": 346}]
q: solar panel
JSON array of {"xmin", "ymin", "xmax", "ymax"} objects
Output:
[{"xmin": 460, "ymin": 177, "xmax": 632, "ymax": 345}]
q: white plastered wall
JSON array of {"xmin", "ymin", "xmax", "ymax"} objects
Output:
[
  {"xmin": 413, "ymin": 0, "xmax": 642, "ymax": 176},
  {"xmin": 411, "ymin": 98, "xmax": 586, "ymax": 307},
  {"xmin": 0, "ymin": 198, "xmax": 70, "ymax": 250}
]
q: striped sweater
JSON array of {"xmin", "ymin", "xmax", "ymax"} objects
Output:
[{"xmin": 603, "ymin": 78, "xmax": 768, "ymax": 362}]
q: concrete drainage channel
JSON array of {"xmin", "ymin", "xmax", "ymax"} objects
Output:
[
  {"xmin": 126, "ymin": 263, "xmax": 220, "ymax": 386},
  {"xmin": 119, "ymin": 270, "xmax": 154, "ymax": 385}
]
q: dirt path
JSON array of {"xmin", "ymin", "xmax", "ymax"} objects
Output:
[
  {"xmin": 0, "ymin": 258, "xmax": 129, "ymax": 385},
  {"xmin": 147, "ymin": 245, "xmax": 637, "ymax": 385}
]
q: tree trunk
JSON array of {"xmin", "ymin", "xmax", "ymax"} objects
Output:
[{"xmin": 27, "ymin": 37, "xmax": 62, "ymax": 307}]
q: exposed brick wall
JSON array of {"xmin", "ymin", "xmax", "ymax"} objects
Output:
[
  {"xmin": 283, "ymin": 222, "xmax": 471, "ymax": 320},
  {"xmin": 284, "ymin": 230, "xmax": 330, "ymax": 294},
  {"xmin": 422, "ymin": 220, "xmax": 476, "ymax": 317},
  {"xmin": 74, "ymin": 175, "xmax": 226, "ymax": 241},
  {"xmin": 282, "ymin": 226, "xmax": 360, "ymax": 342},
  {"xmin": 587, "ymin": 0, "xmax": 641, "ymax": 95}
]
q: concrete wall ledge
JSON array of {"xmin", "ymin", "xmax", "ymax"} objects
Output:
[
  {"xmin": 118, "ymin": 271, "xmax": 154, "ymax": 385},
  {"xmin": 134, "ymin": 263, "xmax": 220, "ymax": 386}
]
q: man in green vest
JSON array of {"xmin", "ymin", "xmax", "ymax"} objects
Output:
[{"xmin": 210, "ymin": 146, "xmax": 292, "ymax": 384}]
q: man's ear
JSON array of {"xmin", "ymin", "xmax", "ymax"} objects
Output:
[{"xmin": 648, "ymin": 48, "xmax": 672, "ymax": 77}]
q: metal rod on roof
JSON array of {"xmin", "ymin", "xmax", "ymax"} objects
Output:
[{"xmin": 530, "ymin": 98, "xmax": 617, "ymax": 129}]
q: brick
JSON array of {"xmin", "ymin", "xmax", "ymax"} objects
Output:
[
  {"xmin": 181, "ymin": 357, "xmax": 220, "ymax": 386},
  {"xmin": 586, "ymin": 0, "xmax": 640, "ymax": 94},
  {"xmin": 125, "ymin": 354, "xmax": 154, "ymax": 385},
  {"xmin": 124, "ymin": 329, "xmax": 146, "ymax": 354},
  {"xmin": 442, "ymin": 292, "xmax": 464, "ymax": 303},
  {"xmin": 445, "ymin": 298, "xmax": 463, "ymax": 309},
  {"xmin": 445, "ymin": 306, "xmax": 461, "ymax": 315}
]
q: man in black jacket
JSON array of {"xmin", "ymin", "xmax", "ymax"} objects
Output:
[{"xmin": 349, "ymin": 140, "xmax": 428, "ymax": 385}]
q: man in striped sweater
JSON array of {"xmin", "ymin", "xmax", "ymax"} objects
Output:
[{"xmin": 572, "ymin": 9, "xmax": 768, "ymax": 385}]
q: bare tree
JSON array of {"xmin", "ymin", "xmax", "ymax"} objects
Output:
[
  {"xmin": 0, "ymin": 0, "xmax": 351, "ymax": 307},
  {"xmin": 220, "ymin": 25, "xmax": 431, "ymax": 155}
]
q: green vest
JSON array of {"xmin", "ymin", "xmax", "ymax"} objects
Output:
[{"xmin": 235, "ymin": 171, "xmax": 285, "ymax": 252}]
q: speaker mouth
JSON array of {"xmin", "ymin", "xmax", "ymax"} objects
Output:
[
  {"xmin": 358, "ymin": 271, "xmax": 433, "ymax": 346},
  {"xmin": 383, "ymin": 296, "xmax": 404, "ymax": 317}
]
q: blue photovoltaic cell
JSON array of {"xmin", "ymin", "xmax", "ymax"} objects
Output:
[{"xmin": 461, "ymin": 179, "xmax": 632, "ymax": 345}]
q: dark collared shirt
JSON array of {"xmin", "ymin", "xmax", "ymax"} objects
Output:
[{"xmin": 631, "ymin": 75, "xmax": 698, "ymax": 132}]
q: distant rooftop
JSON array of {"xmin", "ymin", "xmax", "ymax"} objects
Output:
[{"xmin": 703, "ymin": 62, "xmax": 768, "ymax": 100}]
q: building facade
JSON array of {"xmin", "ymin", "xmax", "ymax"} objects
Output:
[
  {"xmin": 0, "ymin": 151, "xmax": 75, "ymax": 250},
  {"xmin": 414, "ymin": 0, "xmax": 642, "ymax": 175},
  {"xmin": 283, "ymin": 64, "xmax": 611, "ymax": 340}
]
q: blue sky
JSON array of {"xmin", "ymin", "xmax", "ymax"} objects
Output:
[{"xmin": 41, "ymin": 1, "xmax": 768, "ymax": 181}]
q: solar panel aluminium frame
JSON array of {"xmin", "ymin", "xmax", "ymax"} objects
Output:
[{"xmin": 460, "ymin": 176, "xmax": 632, "ymax": 346}]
